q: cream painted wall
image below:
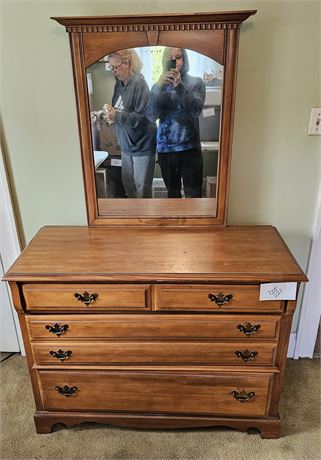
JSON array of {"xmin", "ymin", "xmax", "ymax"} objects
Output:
[{"xmin": 1, "ymin": 1, "xmax": 320, "ymax": 328}]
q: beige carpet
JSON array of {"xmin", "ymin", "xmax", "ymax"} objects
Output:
[{"xmin": 0, "ymin": 355, "xmax": 320, "ymax": 460}]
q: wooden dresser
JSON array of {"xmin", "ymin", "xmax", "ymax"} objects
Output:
[{"xmin": 4, "ymin": 225, "xmax": 307, "ymax": 438}]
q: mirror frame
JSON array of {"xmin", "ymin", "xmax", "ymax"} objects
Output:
[{"xmin": 52, "ymin": 11, "xmax": 256, "ymax": 226}]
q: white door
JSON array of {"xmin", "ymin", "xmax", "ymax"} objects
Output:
[
  {"xmin": 0, "ymin": 142, "xmax": 23, "ymax": 353},
  {"xmin": 0, "ymin": 257, "xmax": 20, "ymax": 351},
  {"xmin": 293, "ymin": 181, "xmax": 321, "ymax": 358}
]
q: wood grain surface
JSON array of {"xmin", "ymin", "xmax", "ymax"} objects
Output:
[{"xmin": 4, "ymin": 226, "xmax": 307, "ymax": 282}]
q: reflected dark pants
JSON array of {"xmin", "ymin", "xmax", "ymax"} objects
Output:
[{"xmin": 158, "ymin": 148, "xmax": 203, "ymax": 198}]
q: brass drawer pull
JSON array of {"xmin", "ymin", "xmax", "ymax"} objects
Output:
[
  {"xmin": 55, "ymin": 385, "xmax": 78, "ymax": 397},
  {"xmin": 50, "ymin": 349, "xmax": 72, "ymax": 361},
  {"xmin": 237, "ymin": 322, "xmax": 261, "ymax": 336},
  {"xmin": 231, "ymin": 390, "xmax": 255, "ymax": 403},
  {"xmin": 45, "ymin": 323, "xmax": 69, "ymax": 336},
  {"xmin": 235, "ymin": 349, "xmax": 258, "ymax": 362},
  {"xmin": 74, "ymin": 291, "xmax": 98, "ymax": 306},
  {"xmin": 208, "ymin": 292, "xmax": 233, "ymax": 306}
]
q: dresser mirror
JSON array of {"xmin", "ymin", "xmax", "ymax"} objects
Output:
[
  {"xmin": 53, "ymin": 11, "xmax": 256, "ymax": 225},
  {"xmin": 87, "ymin": 48, "xmax": 222, "ymax": 205}
]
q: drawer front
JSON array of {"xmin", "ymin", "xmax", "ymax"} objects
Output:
[
  {"xmin": 38, "ymin": 370, "xmax": 273, "ymax": 416},
  {"xmin": 23, "ymin": 284, "xmax": 151, "ymax": 311},
  {"xmin": 26, "ymin": 314, "xmax": 280, "ymax": 340},
  {"xmin": 155, "ymin": 285, "xmax": 283, "ymax": 312},
  {"xmin": 32, "ymin": 341, "xmax": 277, "ymax": 366}
]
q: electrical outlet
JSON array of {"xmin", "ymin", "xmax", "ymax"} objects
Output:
[{"xmin": 307, "ymin": 107, "xmax": 321, "ymax": 135}]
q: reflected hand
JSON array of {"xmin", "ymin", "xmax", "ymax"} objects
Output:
[
  {"xmin": 158, "ymin": 70, "xmax": 181, "ymax": 87},
  {"xmin": 90, "ymin": 111, "xmax": 99, "ymax": 122},
  {"xmin": 170, "ymin": 69, "xmax": 181, "ymax": 87},
  {"xmin": 103, "ymin": 104, "xmax": 117, "ymax": 125}
]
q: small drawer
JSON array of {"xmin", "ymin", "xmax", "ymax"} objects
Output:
[
  {"xmin": 26, "ymin": 314, "xmax": 280, "ymax": 340},
  {"xmin": 32, "ymin": 341, "xmax": 277, "ymax": 366},
  {"xmin": 38, "ymin": 369, "xmax": 273, "ymax": 416},
  {"xmin": 154, "ymin": 285, "xmax": 283, "ymax": 312},
  {"xmin": 22, "ymin": 284, "xmax": 151, "ymax": 311}
]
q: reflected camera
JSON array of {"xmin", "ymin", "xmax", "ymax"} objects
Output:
[{"xmin": 167, "ymin": 58, "xmax": 176, "ymax": 71}]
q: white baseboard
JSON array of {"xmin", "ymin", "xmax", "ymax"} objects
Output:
[{"xmin": 287, "ymin": 332, "xmax": 297, "ymax": 358}]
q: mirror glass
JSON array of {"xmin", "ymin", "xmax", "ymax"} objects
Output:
[{"xmin": 86, "ymin": 46, "xmax": 223, "ymax": 214}]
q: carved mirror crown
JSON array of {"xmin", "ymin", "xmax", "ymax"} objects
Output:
[{"xmin": 52, "ymin": 11, "xmax": 256, "ymax": 226}]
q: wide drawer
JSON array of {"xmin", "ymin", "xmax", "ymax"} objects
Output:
[
  {"xmin": 32, "ymin": 341, "xmax": 277, "ymax": 366},
  {"xmin": 38, "ymin": 369, "xmax": 273, "ymax": 416},
  {"xmin": 22, "ymin": 284, "xmax": 151, "ymax": 311},
  {"xmin": 26, "ymin": 314, "xmax": 280, "ymax": 340},
  {"xmin": 154, "ymin": 285, "xmax": 283, "ymax": 312}
]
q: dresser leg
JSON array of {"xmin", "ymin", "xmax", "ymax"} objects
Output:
[
  {"xmin": 259, "ymin": 428, "xmax": 281, "ymax": 439},
  {"xmin": 260, "ymin": 431, "xmax": 280, "ymax": 439},
  {"xmin": 258, "ymin": 419, "xmax": 281, "ymax": 439},
  {"xmin": 34, "ymin": 413, "xmax": 54, "ymax": 434},
  {"xmin": 34, "ymin": 412, "xmax": 80, "ymax": 434}
]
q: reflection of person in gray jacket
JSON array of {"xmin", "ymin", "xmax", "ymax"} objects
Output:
[
  {"xmin": 146, "ymin": 48, "xmax": 205, "ymax": 198},
  {"xmin": 105, "ymin": 49, "xmax": 156, "ymax": 198}
]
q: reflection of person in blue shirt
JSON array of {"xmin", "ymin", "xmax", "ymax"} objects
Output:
[{"xmin": 146, "ymin": 48, "xmax": 205, "ymax": 198}]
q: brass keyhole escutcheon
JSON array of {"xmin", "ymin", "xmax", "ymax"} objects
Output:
[
  {"xmin": 55, "ymin": 385, "xmax": 78, "ymax": 397},
  {"xmin": 50, "ymin": 349, "xmax": 72, "ymax": 361},
  {"xmin": 234, "ymin": 349, "xmax": 258, "ymax": 362},
  {"xmin": 237, "ymin": 323, "xmax": 261, "ymax": 336},
  {"xmin": 45, "ymin": 323, "xmax": 69, "ymax": 337},
  {"xmin": 231, "ymin": 390, "xmax": 255, "ymax": 403},
  {"xmin": 74, "ymin": 291, "xmax": 98, "ymax": 306},
  {"xmin": 208, "ymin": 292, "xmax": 233, "ymax": 306}
]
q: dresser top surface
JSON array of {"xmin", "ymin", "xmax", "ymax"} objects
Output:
[{"xmin": 4, "ymin": 225, "xmax": 307, "ymax": 283}]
